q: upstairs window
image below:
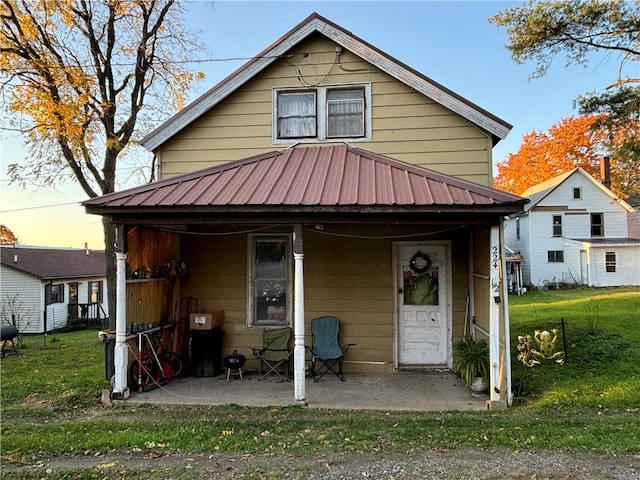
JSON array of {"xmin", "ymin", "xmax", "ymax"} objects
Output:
[
  {"xmin": 591, "ymin": 213, "xmax": 604, "ymax": 237},
  {"xmin": 572, "ymin": 187, "xmax": 582, "ymax": 200},
  {"xmin": 605, "ymin": 251, "xmax": 617, "ymax": 272},
  {"xmin": 327, "ymin": 88, "xmax": 364, "ymax": 137},
  {"xmin": 274, "ymin": 85, "xmax": 370, "ymax": 143},
  {"xmin": 552, "ymin": 215, "xmax": 563, "ymax": 237},
  {"xmin": 277, "ymin": 91, "xmax": 316, "ymax": 138}
]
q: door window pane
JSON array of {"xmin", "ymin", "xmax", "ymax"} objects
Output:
[
  {"xmin": 69, "ymin": 282, "xmax": 79, "ymax": 304},
  {"xmin": 403, "ymin": 267, "xmax": 438, "ymax": 305}
]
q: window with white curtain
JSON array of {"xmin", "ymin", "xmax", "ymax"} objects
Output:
[
  {"xmin": 274, "ymin": 84, "xmax": 370, "ymax": 142},
  {"xmin": 327, "ymin": 89, "xmax": 364, "ymax": 137},
  {"xmin": 277, "ymin": 91, "xmax": 316, "ymax": 138}
]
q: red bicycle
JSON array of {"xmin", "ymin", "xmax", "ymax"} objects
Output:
[{"xmin": 130, "ymin": 330, "xmax": 183, "ymax": 392}]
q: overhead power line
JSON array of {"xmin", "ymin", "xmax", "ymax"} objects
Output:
[{"xmin": 1, "ymin": 201, "xmax": 82, "ymax": 213}]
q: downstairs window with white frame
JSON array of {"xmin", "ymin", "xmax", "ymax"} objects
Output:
[
  {"xmin": 605, "ymin": 251, "xmax": 617, "ymax": 273},
  {"xmin": 547, "ymin": 250, "xmax": 564, "ymax": 263},
  {"xmin": 247, "ymin": 234, "xmax": 292, "ymax": 328}
]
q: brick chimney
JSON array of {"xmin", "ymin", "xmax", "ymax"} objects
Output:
[{"xmin": 600, "ymin": 156, "xmax": 611, "ymax": 189}]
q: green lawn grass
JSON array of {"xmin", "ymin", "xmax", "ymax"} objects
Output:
[
  {"xmin": 508, "ymin": 287, "xmax": 640, "ymax": 410},
  {"xmin": 1, "ymin": 287, "xmax": 639, "ymax": 466}
]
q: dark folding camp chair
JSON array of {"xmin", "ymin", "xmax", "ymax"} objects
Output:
[
  {"xmin": 251, "ymin": 327, "xmax": 292, "ymax": 380},
  {"xmin": 309, "ymin": 316, "xmax": 355, "ymax": 382}
]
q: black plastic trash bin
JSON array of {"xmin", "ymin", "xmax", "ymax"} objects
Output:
[
  {"xmin": 103, "ymin": 336, "xmax": 115, "ymax": 381},
  {"xmin": 190, "ymin": 327, "xmax": 224, "ymax": 377}
]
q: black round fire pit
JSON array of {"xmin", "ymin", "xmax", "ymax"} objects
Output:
[{"xmin": 223, "ymin": 350, "xmax": 246, "ymax": 381}]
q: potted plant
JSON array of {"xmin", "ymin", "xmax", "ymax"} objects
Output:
[{"xmin": 453, "ymin": 336, "xmax": 490, "ymax": 395}]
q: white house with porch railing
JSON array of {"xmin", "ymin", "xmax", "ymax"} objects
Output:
[{"xmin": 0, "ymin": 245, "xmax": 108, "ymax": 333}]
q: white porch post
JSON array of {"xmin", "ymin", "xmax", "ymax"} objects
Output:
[
  {"xmin": 500, "ymin": 223, "xmax": 513, "ymax": 406},
  {"xmin": 489, "ymin": 225, "xmax": 502, "ymax": 404},
  {"xmin": 293, "ymin": 225, "xmax": 306, "ymax": 405},
  {"xmin": 113, "ymin": 250, "xmax": 129, "ymax": 397}
]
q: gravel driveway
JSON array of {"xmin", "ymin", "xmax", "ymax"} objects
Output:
[{"xmin": 4, "ymin": 448, "xmax": 639, "ymax": 479}]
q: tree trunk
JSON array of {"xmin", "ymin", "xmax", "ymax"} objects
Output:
[{"xmin": 103, "ymin": 217, "xmax": 117, "ymax": 331}]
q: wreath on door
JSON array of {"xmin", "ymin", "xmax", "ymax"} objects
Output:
[{"xmin": 409, "ymin": 251, "xmax": 431, "ymax": 274}]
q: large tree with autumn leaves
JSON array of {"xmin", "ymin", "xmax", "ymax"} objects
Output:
[
  {"xmin": 0, "ymin": 0, "xmax": 205, "ymax": 326},
  {"xmin": 494, "ymin": 115, "xmax": 639, "ymax": 196}
]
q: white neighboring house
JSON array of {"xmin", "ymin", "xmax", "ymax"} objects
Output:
[
  {"xmin": 0, "ymin": 245, "xmax": 108, "ymax": 334},
  {"xmin": 504, "ymin": 167, "xmax": 640, "ymax": 288}
]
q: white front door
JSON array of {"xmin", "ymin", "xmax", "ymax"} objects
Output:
[{"xmin": 395, "ymin": 243, "xmax": 450, "ymax": 367}]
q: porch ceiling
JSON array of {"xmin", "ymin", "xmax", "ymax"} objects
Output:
[{"xmin": 84, "ymin": 145, "xmax": 526, "ymax": 224}]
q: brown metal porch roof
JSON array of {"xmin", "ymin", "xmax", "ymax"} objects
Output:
[{"xmin": 84, "ymin": 145, "xmax": 526, "ymax": 215}]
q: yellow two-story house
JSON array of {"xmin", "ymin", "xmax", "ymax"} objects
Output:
[{"xmin": 85, "ymin": 13, "xmax": 526, "ymax": 407}]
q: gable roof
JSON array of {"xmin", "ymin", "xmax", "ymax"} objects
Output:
[
  {"xmin": 0, "ymin": 246, "xmax": 106, "ymax": 280},
  {"xmin": 141, "ymin": 13, "xmax": 512, "ymax": 151},
  {"xmin": 520, "ymin": 168, "xmax": 635, "ymax": 213},
  {"xmin": 84, "ymin": 144, "xmax": 526, "ymax": 217}
]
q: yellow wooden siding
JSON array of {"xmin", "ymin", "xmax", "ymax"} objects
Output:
[
  {"xmin": 304, "ymin": 232, "xmax": 393, "ymax": 371},
  {"xmin": 157, "ymin": 36, "xmax": 494, "ymax": 186},
  {"xmin": 175, "ymin": 226, "xmax": 471, "ymax": 374}
]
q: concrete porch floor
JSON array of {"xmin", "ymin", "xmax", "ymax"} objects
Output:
[{"xmin": 121, "ymin": 371, "xmax": 489, "ymax": 411}]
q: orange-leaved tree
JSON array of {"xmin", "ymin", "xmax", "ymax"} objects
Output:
[
  {"xmin": 0, "ymin": 0, "xmax": 206, "ymax": 327},
  {"xmin": 0, "ymin": 225, "xmax": 19, "ymax": 244},
  {"xmin": 494, "ymin": 115, "xmax": 621, "ymax": 195}
]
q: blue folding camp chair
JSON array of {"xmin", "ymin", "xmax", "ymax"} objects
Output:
[
  {"xmin": 251, "ymin": 327, "xmax": 292, "ymax": 380},
  {"xmin": 309, "ymin": 316, "xmax": 355, "ymax": 382}
]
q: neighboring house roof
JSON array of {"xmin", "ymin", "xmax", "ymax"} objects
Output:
[
  {"xmin": 565, "ymin": 238, "xmax": 640, "ymax": 246},
  {"xmin": 140, "ymin": 13, "xmax": 512, "ymax": 152},
  {"xmin": 84, "ymin": 145, "xmax": 526, "ymax": 218},
  {"xmin": 0, "ymin": 245, "xmax": 106, "ymax": 280},
  {"xmin": 519, "ymin": 168, "xmax": 635, "ymax": 214},
  {"xmin": 626, "ymin": 193, "xmax": 640, "ymax": 208}
]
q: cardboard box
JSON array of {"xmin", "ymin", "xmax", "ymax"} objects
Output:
[{"xmin": 189, "ymin": 310, "xmax": 223, "ymax": 330}]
